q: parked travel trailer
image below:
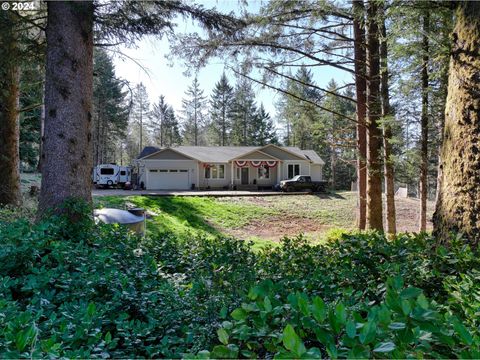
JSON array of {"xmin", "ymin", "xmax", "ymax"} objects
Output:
[{"xmin": 93, "ymin": 164, "xmax": 131, "ymax": 188}]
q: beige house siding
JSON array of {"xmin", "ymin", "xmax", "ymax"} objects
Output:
[
  {"xmin": 310, "ymin": 164, "xmax": 322, "ymax": 181},
  {"xmin": 261, "ymin": 146, "xmax": 306, "ymax": 160},
  {"xmin": 144, "ymin": 149, "xmax": 192, "ymax": 160},
  {"xmin": 199, "ymin": 163, "xmax": 232, "ymax": 189}
]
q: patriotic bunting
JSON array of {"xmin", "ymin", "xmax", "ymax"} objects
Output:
[
  {"xmin": 234, "ymin": 160, "xmax": 278, "ymax": 167},
  {"xmin": 235, "ymin": 160, "xmax": 248, "ymax": 167}
]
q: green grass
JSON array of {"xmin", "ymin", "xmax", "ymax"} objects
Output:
[
  {"xmin": 95, "ymin": 195, "xmax": 279, "ymax": 240},
  {"xmin": 94, "ymin": 193, "xmax": 357, "ymax": 247}
]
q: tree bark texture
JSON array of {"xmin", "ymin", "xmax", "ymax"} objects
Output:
[
  {"xmin": 366, "ymin": 0, "xmax": 384, "ymax": 231},
  {"xmin": 380, "ymin": 18, "xmax": 396, "ymax": 235},
  {"xmin": 419, "ymin": 12, "xmax": 430, "ymax": 232},
  {"xmin": 39, "ymin": 1, "xmax": 94, "ymax": 216},
  {"xmin": 0, "ymin": 13, "xmax": 22, "ymax": 206},
  {"xmin": 353, "ymin": 0, "xmax": 367, "ymax": 230},
  {"xmin": 433, "ymin": 1, "xmax": 480, "ymax": 245}
]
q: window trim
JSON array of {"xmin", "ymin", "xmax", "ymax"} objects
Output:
[
  {"xmin": 258, "ymin": 164, "xmax": 270, "ymax": 179},
  {"xmin": 288, "ymin": 163, "xmax": 301, "ymax": 179},
  {"xmin": 205, "ymin": 164, "xmax": 225, "ymax": 179}
]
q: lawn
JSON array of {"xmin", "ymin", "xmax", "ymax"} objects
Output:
[{"xmin": 94, "ymin": 192, "xmax": 434, "ymax": 247}]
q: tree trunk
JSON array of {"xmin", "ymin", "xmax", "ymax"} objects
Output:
[
  {"xmin": 38, "ymin": 81, "xmax": 46, "ymax": 173},
  {"xmin": 0, "ymin": 13, "xmax": 22, "ymax": 206},
  {"xmin": 365, "ymin": 0, "xmax": 384, "ymax": 231},
  {"xmin": 433, "ymin": 1, "xmax": 480, "ymax": 245},
  {"xmin": 353, "ymin": 0, "xmax": 367, "ymax": 230},
  {"xmin": 38, "ymin": 1, "xmax": 94, "ymax": 217},
  {"xmin": 380, "ymin": 15, "xmax": 396, "ymax": 235},
  {"xmin": 419, "ymin": 12, "xmax": 430, "ymax": 232}
]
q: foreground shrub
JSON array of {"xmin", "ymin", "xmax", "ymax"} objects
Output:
[
  {"xmin": 201, "ymin": 278, "xmax": 479, "ymax": 359},
  {"xmin": 1, "ymin": 209, "xmax": 479, "ymax": 358}
]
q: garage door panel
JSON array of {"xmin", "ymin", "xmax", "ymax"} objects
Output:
[{"xmin": 147, "ymin": 169, "xmax": 190, "ymax": 190}]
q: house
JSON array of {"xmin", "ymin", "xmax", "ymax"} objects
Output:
[{"xmin": 134, "ymin": 144, "xmax": 325, "ymax": 190}]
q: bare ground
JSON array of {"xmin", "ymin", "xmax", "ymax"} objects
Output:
[{"xmin": 218, "ymin": 193, "xmax": 434, "ymax": 242}]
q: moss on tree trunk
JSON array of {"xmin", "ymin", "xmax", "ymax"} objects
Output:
[
  {"xmin": 434, "ymin": 1, "xmax": 480, "ymax": 245},
  {"xmin": 38, "ymin": 1, "xmax": 94, "ymax": 216},
  {"xmin": 0, "ymin": 13, "xmax": 22, "ymax": 207}
]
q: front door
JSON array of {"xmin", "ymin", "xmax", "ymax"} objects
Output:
[{"xmin": 241, "ymin": 167, "xmax": 249, "ymax": 185}]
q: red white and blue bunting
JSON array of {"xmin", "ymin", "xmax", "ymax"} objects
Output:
[
  {"xmin": 234, "ymin": 160, "xmax": 278, "ymax": 168},
  {"xmin": 235, "ymin": 160, "xmax": 248, "ymax": 167}
]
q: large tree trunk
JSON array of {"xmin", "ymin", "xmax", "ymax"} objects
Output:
[
  {"xmin": 380, "ymin": 17, "xmax": 396, "ymax": 235},
  {"xmin": 365, "ymin": 0, "xmax": 384, "ymax": 231},
  {"xmin": 353, "ymin": 0, "xmax": 367, "ymax": 230},
  {"xmin": 419, "ymin": 12, "xmax": 430, "ymax": 232},
  {"xmin": 0, "ymin": 13, "xmax": 22, "ymax": 206},
  {"xmin": 39, "ymin": 1, "xmax": 94, "ymax": 217},
  {"xmin": 433, "ymin": 1, "xmax": 480, "ymax": 245}
]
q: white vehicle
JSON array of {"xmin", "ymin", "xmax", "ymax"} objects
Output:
[{"xmin": 93, "ymin": 164, "xmax": 131, "ymax": 188}]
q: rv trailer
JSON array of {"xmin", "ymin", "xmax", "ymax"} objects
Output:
[{"xmin": 93, "ymin": 164, "xmax": 131, "ymax": 188}]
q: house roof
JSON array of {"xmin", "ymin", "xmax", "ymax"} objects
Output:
[
  {"xmin": 137, "ymin": 146, "xmax": 161, "ymax": 159},
  {"xmin": 137, "ymin": 145, "xmax": 324, "ymax": 165},
  {"xmin": 285, "ymin": 147, "xmax": 325, "ymax": 165}
]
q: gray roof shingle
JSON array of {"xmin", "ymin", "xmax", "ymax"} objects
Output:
[{"xmin": 138, "ymin": 145, "xmax": 324, "ymax": 165}]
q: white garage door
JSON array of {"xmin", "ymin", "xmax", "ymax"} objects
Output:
[{"xmin": 147, "ymin": 169, "xmax": 190, "ymax": 190}]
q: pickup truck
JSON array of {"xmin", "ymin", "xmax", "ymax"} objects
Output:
[{"xmin": 279, "ymin": 175, "xmax": 327, "ymax": 192}]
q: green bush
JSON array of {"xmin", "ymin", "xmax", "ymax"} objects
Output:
[
  {"xmin": 201, "ymin": 278, "xmax": 479, "ymax": 359},
  {"xmin": 1, "ymin": 205, "xmax": 479, "ymax": 358}
]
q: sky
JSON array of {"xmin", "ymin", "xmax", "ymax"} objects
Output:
[{"xmin": 111, "ymin": 0, "xmax": 353, "ymax": 124}]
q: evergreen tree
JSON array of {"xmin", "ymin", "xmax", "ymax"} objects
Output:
[
  {"xmin": 127, "ymin": 83, "xmax": 150, "ymax": 159},
  {"xmin": 150, "ymin": 95, "xmax": 169, "ymax": 147},
  {"xmin": 164, "ymin": 106, "xmax": 182, "ymax": 146},
  {"xmin": 209, "ymin": 73, "xmax": 234, "ymax": 146},
  {"xmin": 277, "ymin": 67, "xmax": 320, "ymax": 149},
  {"xmin": 92, "ymin": 48, "xmax": 129, "ymax": 165},
  {"xmin": 181, "ymin": 76, "xmax": 207, "ymax": 146},
  {"xmin": 251, "ymin": 104, "xmax": 278, "ymax": 146},
  {"xmin": 230, "ymin": 78, "xmax": 258, "ymax": 146}
]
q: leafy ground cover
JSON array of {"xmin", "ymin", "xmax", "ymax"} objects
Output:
[
  {"xmin": 0, "ymin": 201, "xmax": 478, "ymax": 358},
  {"xmin": 95, "ymin": 193, "xmax": 434, "ymax": 246}
]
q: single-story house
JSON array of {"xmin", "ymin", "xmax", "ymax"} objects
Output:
[{"xmin": 134, "ymin": 144, "xmax": 325, "ymax": 190}]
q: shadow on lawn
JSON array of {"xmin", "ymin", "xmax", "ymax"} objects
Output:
[
  {"xmin": 314, "ymin": 192, "xmax": 347, "ymax": 200},
  {"xmin": 130, "ymin": 196, "xmax": 222, "ymax": 237}
]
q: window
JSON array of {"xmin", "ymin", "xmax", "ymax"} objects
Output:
[
  {"xmin": 120, "ymin": 171, "xmax": 126, "ymax": 176},
  {"xmin": 159, "ymin": 169, "xmax": 168, "ymax": 173},
  {"xmin": 236, "ymin": 168, "xmax": 241, "ymax": 180},
  {"xmin": 179, "ymin": 169, "xmax": 188, "ymax": 173},
  {"xmin": 149, "ymin": 169, "xmax": 158, "ymax": 173},
  {"xmin": 100, "ymin": 168, "xmax": 114, "ymax": 175},
  {"xmin": 258, "ymin": 165, "xmax": 270, "ymax": 179},
  {"xmin": 288, "ymin": 164, "xmax": 300, "ymax": 179},
  {"xmin": 169, "ymin": 169, "xmax": 178, "ymax": 173},
  {"xmin": 205, "ymin": 164, "xmax": 225, "ymax": 179}
]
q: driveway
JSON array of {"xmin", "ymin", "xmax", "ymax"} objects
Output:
[{"xmin": 92, "ymin": 189, "xmax": 309, "ymax": 197}]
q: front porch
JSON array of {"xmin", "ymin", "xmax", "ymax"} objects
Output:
[{"xmin": 229, "ymin": 159, "xmax": 282, "ymax": 190}]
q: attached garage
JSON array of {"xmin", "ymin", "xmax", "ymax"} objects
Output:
[{"xmin": 146, "ymin": 169, "xmax": 191, "ymax": 190}]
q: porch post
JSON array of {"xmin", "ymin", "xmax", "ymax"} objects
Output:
[
  {"xmin": 278, "ymin": 161, "xmax": 282, "ymax": 182},
  {"xmin": 231, "ymin": 161, "xmax": 234, "ymax": 188}
]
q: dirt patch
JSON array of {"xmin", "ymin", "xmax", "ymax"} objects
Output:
[
  {"xmin": 394, "ymin": 197, "xmax": 434, "ymax": 232},
  {"xmin": 224, "ymin": 216, "xmax": 331, "ymax": 242}
]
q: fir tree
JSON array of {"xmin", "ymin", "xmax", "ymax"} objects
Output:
[
  {"xmin": 209, "ymin": 73, "xmax": 234, "ymax": 146},
  {"xmin": 230, "ymin": 78, "xmax": 258, "ymax": 146},
  {"xmin": 251, "ymin": 104, "xmax": 278, "ymax": 146},
  {"xmin": 181, "ymin": 76, "xmax": 207, "ymax": 146},
  {"xmin": 92, "ymin": 48, "xmax": 129, "ymax": 165}
]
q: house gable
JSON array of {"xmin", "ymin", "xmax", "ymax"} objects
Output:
[
  {"xmin": 233, "ymin": 149, "xmax": 279, "ymax": 161},
  {"xmin": 259, "ymin": 144, "xmax": 308, "ymax": 161},
  {"xmin": 142, "ymin": 148, "xmax": 196, "ymax": 161}
]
